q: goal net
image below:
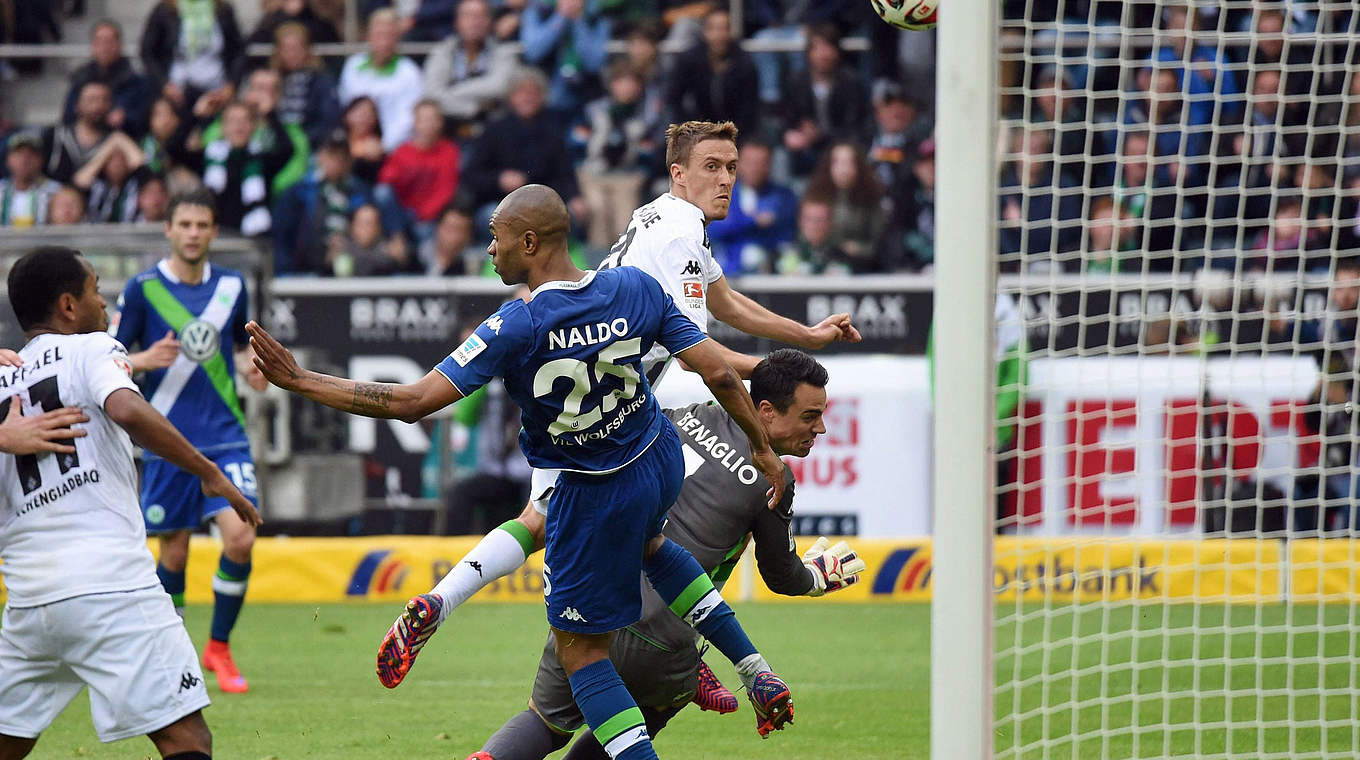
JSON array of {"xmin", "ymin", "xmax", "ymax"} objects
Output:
[{"xmin": 976, "ymin": 2, "xmax": 1360, "ymax": 757}]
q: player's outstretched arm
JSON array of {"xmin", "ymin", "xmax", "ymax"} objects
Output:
[
  {"xmin": 0, "ymin": 395, "xmax": 89, "ymax": 455},
  {"xmin": 104, "ymin": 388, "xmax": 261, "ymax": 527},
  {"xmin": 677, "ymin": 337, "xmax": 760, "ymax": 379},
  {"xmin": 799, "ymin": 537, "xmax": 867, "ymax": 596},
  {"xmin": 245, "ymin": 321, "xmax": 463, "ymax": 422},
  {"xmin": 676, "ymin": 339, "xmax": 785, "ymax": 508},
  {"xmin": 706, "ymin": 276, "xmax": 862, "ymax": 349}
]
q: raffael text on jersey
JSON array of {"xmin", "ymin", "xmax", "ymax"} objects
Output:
[
  {"xmin": 20, "ymin": 469, "xmax": 101, "ymax": 516},
  {"xmin": 0, "ymin": 345, "xmax": 64, "ymax": 390}
]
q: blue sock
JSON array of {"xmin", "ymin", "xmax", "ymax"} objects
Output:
[
  {"xmin": 157, "ymin": 563, "xmax": 186, "ymax": 616},
  {"xmin": 567, "ymin": 660, "xmax": 657, "ymax": 759},
  {"xmin": 210, "ymin": 555, "xmax": 251, "ymax": 643},
  {"xmin": 643, "ymin": 538, "xmax": 757, "ymax": 665}
]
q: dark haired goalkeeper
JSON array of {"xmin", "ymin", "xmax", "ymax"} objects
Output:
[{"xmin": 467, "ymin": 349, "xmax": 866, "ymax": 760}]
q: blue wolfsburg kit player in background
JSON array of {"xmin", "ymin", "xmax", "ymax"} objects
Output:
[
  {"xmin": 246, "ymin": 184, "xmax": 796, "ymax": 757},
  {"xmin": 0, "ymin": 246, "xmax": 259, "ymax": 760},
  {"xmin": 112, "ymin": 188, "xmax": 269, "ymax": 694}
]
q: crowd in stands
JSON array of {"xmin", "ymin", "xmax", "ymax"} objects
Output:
[
  {"xmin": 996, "ymin": 2, "xmax": 1360, "ymax": 275},
  {"xmin": 0, "ymin": 0, "xmax": 936, "ymax": 278},
  {"xmin": 7, "ymin": 3, "xmax": 1359, "ymax": 280}
]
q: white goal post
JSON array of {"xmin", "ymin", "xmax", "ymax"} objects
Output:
[{"xmin": 931, "ymin": 0, "xmax": 998, "ymax": 758}]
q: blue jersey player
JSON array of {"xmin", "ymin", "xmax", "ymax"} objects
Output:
[
  {"xmin": 112, "ymin": 189, "xmax": 268, "ymax": 694},
  {"xmin": 247, "ymin": 185, "xmax": 796, "ymax": 757}
]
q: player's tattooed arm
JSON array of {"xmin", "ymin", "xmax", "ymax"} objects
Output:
[
  {"xmin": 244, "ymin": 321, "xmax": 462, "ymax": 422},
  {"xmin": 352, "ymin": 382, "xmax": 394, "ymax": 413}
]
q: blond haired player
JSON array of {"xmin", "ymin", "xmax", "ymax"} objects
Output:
[{"xmin": 377, "ymin": 120, "xmax": 861, "ymax": 725}]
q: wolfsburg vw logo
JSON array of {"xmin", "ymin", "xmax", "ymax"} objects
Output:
[{"xmin": 179, "ymin": 319, "xmax": 220, "ymax": 363}]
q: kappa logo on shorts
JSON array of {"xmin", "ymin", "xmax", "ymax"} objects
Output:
[
  {"xmin": 179, "ymin": 671, "xmax": 201, "ymax": 692},
  {"xmin": 559, "ymin": 606, "xmax": 588, "ymax": 623}
]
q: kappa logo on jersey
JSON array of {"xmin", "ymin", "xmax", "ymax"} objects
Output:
[
  {"xmin": 681, "ymin": 260, "xmax": 702, "ymax": 276},
  {"xmin": 451, "ymin": 334, "xmax": 488, "ymax": 367},
  {"xmin": 484, "ymin": 316, "xmax": 504, "ymax": 335},
  {"xmin": 179, "ymin": 319, "xmax": 220, "ymax": 364},
  {"xmin": 684, "ymin": 282, "xmax": 705, "ymax": 300},
  {"xmin": 559, "ymin": 606, "xmax": 588, "ymax": 623}
]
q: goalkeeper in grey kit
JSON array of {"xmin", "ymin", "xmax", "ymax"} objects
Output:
[{"xmin": 470, "ymin": 350, "xmax": 866, "ymax": 760}]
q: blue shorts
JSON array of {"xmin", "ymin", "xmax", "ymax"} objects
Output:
[
  {"xmin": 543, "ymin": 424, "xmax": 684, "ymax": 634},
  {"xmin": 141, "ymin": 447, "xmax": 258, "ymax": 534}
]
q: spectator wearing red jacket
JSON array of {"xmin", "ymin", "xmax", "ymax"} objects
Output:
[{"xmin": 376, "ymin": 99, "xmax": 460, "ymax": 244}]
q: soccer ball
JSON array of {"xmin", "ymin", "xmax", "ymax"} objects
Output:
[{"xmin": 869, "ymin": 0, "xmax": 938, "ymax": 31}]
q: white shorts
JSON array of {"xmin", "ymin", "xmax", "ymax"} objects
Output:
[
  {"xmin": 530, "ymin": 467, "xmax": 561, "ymax": 516},
  {"xmin": 0, "ymin": 586, "xmax": 210, "ymax": 742}
]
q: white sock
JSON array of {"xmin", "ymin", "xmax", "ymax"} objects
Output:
[
  {"xmin": 735, "ymin": 653, "xmax": 772, "ymax": 692},
  {"xmin": 431, "ymin": 525, "xmax": 530, "ymax": 623}
]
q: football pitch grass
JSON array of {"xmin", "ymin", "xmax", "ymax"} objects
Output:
[
  {"xmin": 31, "ymin": 601, "xmax": 1359, "ymax": 759},
  {"xmin": 36, "ymin": 602, "xmax": 925, "ymax": 760},
  {"xmin": 997, "ymin": 602, "xmax": 1360, "ymax": 759}
]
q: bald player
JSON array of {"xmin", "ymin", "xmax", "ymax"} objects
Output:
[
  {"xmin": 247, "ymin": 185, "xmax": 797, "ymax": 757},
  {"xmin": 380, "ymin": 119, "xmax": 861, "ymax": 723}
]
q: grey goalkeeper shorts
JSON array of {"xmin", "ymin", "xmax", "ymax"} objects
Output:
[{"xmin": 529, "ymin": 628, "xmax": 700, "ymax": 732}]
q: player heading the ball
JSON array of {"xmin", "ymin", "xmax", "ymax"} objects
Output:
[{"xmin": 247, "ymin": 184, "xmax": 796, "ymax": 756}]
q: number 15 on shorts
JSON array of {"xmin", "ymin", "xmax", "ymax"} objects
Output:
[{"xmin": 224, "ymin": 461, "xmax": 257, "ymax": 498}]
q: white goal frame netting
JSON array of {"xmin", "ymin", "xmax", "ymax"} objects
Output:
[{"xmin": 933, "ymin": 2, "xmax": 1360, "ymax": 759}]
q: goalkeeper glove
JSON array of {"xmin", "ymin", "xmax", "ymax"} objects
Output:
[{"xmin": 801, "ymin": 536, "xmax": 867, "ymax": 597}]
